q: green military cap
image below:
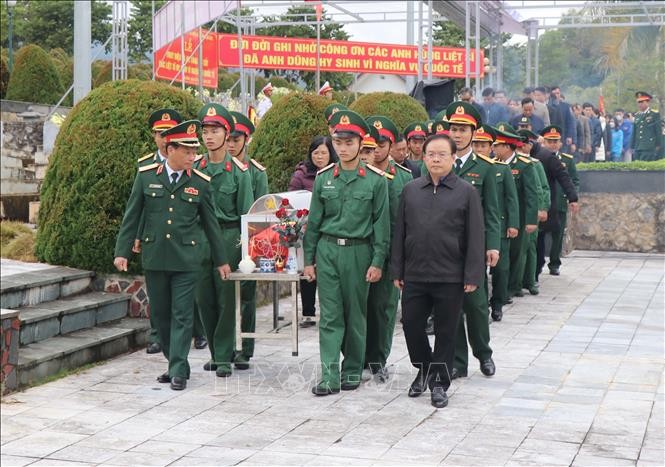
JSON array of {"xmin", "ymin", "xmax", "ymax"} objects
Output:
[
  {"xmin": 431, "ymin": 119, "xmax": 450, "ymax": 135},
  {"xmin": 161, "ymin": 120, "xmax": 201, "ymax": 147},
  {"xmin": 149, "ymin": 108, "xmax": 182, "ymax": 131},
  {"xmin": 472, "ymin": 124, "xmax": 496, "ymax": 142},
  {"xmin": 229, "ymin": 111, "xmax": 255, "ymax": 137},
  {"xmin": 445, "ymin": 100, "xmax": 482, "ymax": 129},
  {"xmin": 366, "ymin": 115, "xmax": 399, "ymax": 144},
  {"xmin": 495, "ymin": 121, "xmax": 519, "ymax": 135},
  {"xmin": 516, "ymin": 116, "xmax": 533, "ymax": 128},
  {"xmin": 361, "ymin": 125, "xmax": 380, "ymax": 149},
  {"xmin": 434, "ymin": 110, "xmax": 450, "ymax": 121},
  {"xmin": 403, "ymin": 122, "xmax": 427, "ymax": 140},
  {"xmin": 324, "ymin": 103, "xmax": 348, "ymax": 123},
  {"xmin": 517, "ymin": 128, "xmax": 539, "ymax": 141},
  {"xmin": 198, "ymin": 103, "xmax": 234, "ymax": 134},
  {"xmin": 540, "ymin": 125, "xmax": 563, "ymax": 140},
  {"xmin": 329, "ymin": 109, "xmax": 370, "ymax": 138},
  {"xmin": 425, "ymin": 119, "xmax": 436, "ymax": 135},
  {"xmin": 635, "ymin": 91, "xmax": 652, "ymax": 102}
]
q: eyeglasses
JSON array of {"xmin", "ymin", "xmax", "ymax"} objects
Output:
[{"xmin": 424, "ymin": 152, "xmax": 452, "ymax": 159}]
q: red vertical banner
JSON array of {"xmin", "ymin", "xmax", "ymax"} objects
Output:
[{"xmin": 154, "ymin": 28, "xmax": 219, "ymax": 89}]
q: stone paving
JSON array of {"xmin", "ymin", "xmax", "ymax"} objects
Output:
[{"xmin": 1, "ymin": 251, "xmax": 663, "ymax": 466}]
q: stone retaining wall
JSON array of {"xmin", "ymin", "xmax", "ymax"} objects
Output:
[{"xmin": 1, "ymin": 309, "xmax": 20, "ymax": 395}]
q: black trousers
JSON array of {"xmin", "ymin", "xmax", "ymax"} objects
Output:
[
  {"xmin": 299, "ymin": 278, "xmax": 317, "ymax": 317},
  {"xmin": 401, "ymin": 281, "xmax": 464, "ymax": 391}
]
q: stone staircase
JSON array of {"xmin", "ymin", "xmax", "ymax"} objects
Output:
[{"xmin": 1, "ymin": 264, "xmax": 149, "ymax": 389}]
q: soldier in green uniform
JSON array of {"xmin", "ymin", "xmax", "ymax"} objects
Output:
[
  {"xmin": 324, "ymin": 103, "xmax": 348, "ymax": 136},
  {"xmin": 404, "ymin": 122, "xmax": 428, "ymax": 170},
  {"xmin": 446, "ymin": 102, "xmax": 500, "ymax": 380},
  {"xmin": 303, "ymin": 110, "xmax": 390, "ymax": 395},
  {"xmin": 539, "ymin": 125, "xmax": 578, "ymax": 276},
  {"xmin": 364, "ymin": 115, "xmax": 413, "ymax": 382},
  {"xmin": 471, "ymin": 125, "xmax": 519, "ymax": 322},
  {"xmin": 359, "ymin": 125, "xmax": 379, "ymax": 163},
  {"xmin": 226, "ymin": 111, "xmax": 267, "ymax": 370},
  {"xmin": 114, "ymin": 120, "xmax": 230, "ymax": 391},
  {"xmin": 631, "ymin": 92, "xmax": 663, "ymax": 161},
  {"xmin": 492, "ymin": 124, "xmax": 539, "ymax": 300},
  {"xmin": 195, "ymin": 103, "xmax": 254, "ymax": 377},
  {"xmin": 517, "ymin": 129, "xmax": 551, "ymax": 295}
]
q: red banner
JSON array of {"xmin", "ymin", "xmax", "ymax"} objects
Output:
[
  {"xmin": 218, "ymin": 34, "xmax": 483, "ymax": 78},
  {"xmin": 154, "ymin": 28, "xmax": 218, "ymax": 89}
]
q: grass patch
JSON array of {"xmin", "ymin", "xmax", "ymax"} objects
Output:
[
  {"xmin": 577, "ymin": 160, "xmax": 665, "ymax": 171},
  {"xmin": 0, "ymin": 221, "xmax": 37, "ymax": 262}
]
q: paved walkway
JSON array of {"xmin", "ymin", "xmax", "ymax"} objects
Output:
[{"xmin": 1, "ymin": 251, "xmax": 663, "ymax": 466}]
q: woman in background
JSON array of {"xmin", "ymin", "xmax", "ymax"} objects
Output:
[{"xmin": 288, "ymin": 136, "xmax": 338, "ymax": 327}]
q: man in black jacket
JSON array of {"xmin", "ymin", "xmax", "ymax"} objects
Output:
[{"xmin": 391, "ymin": 134, "xmax": 485, "ymax": 409}]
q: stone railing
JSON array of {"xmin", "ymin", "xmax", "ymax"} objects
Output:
[
  {"xmin": 1, "ymin": 309, "xmax": 20, "ymax": 395},
  {"xmin": 570, "ymin": 171, "xmax": 665, "ymax": 253}
]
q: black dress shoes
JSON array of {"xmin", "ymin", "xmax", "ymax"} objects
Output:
[
  {"xmin": 341, "ymin": 382, "xmax": 360, "ymax": 391},
  {"xmin": 480, "ymin": 358, "xmax": 496, "ymax": 376},
  {"xmin": 491, "ymin": 305, "xmax": 503, "ymax": 322},
  {"xmin": 170, "ymin": 376, "xmax": 187, "ymax": 390},
  {"xmin": 194, "ymin": 336, "xmax": 208, "ymax": 349},
  {"xmin": 408, "ymin": 370, "xmax": 430, "ymax": 397},
  {"xmin": 431, "ymin": 386, "xmax": 449, "ymax": 408},
  {"xmin": 157, "ymin": 373, "xmax": 171, "ymax": 383},
  {"xmin": 505, "ymin": 297, "xmax": 514, "ymax": 305},
  {"xmin": 513, "ymin": 289, "xmax": 525, "ymax": 297},
  {"xmin": 203, "ymin": 361, "xmax": 217, "ymax": 371},
  {"xmin": 451, "ymin": 367, "xmax": 467, "ymax": 380},
  {"xmin": 528, "ymin": 286, "xmax": 540, "ymax": 295},
  {"xmin": 312, "ymin": 382, "xmax": 340, "ymax": 396},
  {"xmin": 549, "ymin": 268, "xmax": 560, "ymax": 275},
  {"xmin": 146, "ymin": 342, "xmax": 162, "ymax": 354}
]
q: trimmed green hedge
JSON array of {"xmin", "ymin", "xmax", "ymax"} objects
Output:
[
  {"xmin": 36, "ymin": 80, "xmax": 201, "ymax": 274},
  {"xmin": 0, "ymin": 54, "xmax": 8, "ymax": 99},
  {"xmin": 249, "ymin": 92, "xmax": 330, "ymax": 192},
  {"xmin": 350, "ymin": 92, "xmax": 428, "ymax": 133},
  {"xmin": 5, "ymin": 44, "xmax": 63, "ymax": 104},
  {"xmin": 577, "ymin": 160, "xmax": 665, "ymax": 171},
  {"xmin": 50, "ymin": 48, "xmax": 73, "ymax": 106}
]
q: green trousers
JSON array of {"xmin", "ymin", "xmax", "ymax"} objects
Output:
[
  {"xmin": 522, "ymin": 231, "xmax": 538, "ymax": 288},
  {"xmin": 144, "ymin": 269, "xmax": 197, "ymax": 378},
  {"xmin": 316, "ymin": 239, "xmax": 371, "ymax": 388},
  {"xmin": 490, "ymin": 237, "xmax": 511, "ymax": 308},
  {"xmin": 149, "ymin": 303, "xmax": 203, "ymax": 345},
  {"xmin": 239, "ymin": 281, "xmax": 256, "ymax": 358},
  {"xmin": 508, "ymin": 227, "xmax": 528, "ymax": 295},
  {"xmin": 148, "ymin": 327, "xmax": 160, "ymax": 345},
  {"xmin": 548, "ymin": 211, "xmax": 567, "ymax": 271},
  {"xmin": 454, "ymin": 281, "xmax": 492, "ymax": 371},
  {"xmin": 196, "ymin": 227, "xmax": 241, "ymax": 369},
  {"xmin": 634, "ymin": 149, "xmax": 658, "ymax": 161},
  {"xmin": 365, "ymin": 261, "xmax": 399, "ymax": 369}
]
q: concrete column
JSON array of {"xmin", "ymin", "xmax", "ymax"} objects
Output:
[{"xmin": 73, "ymin": 0, "xmax": 92, "ymax": 105}]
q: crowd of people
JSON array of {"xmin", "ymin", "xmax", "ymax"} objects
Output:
[
  {"xmin": 114, "ymin": 87, "xmax": 659, "ymax": 408},
  {"xmin": 459, "ymin": 86, "xmax": 663, "ymax": 162}
]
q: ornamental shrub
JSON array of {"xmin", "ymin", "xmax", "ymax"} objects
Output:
[
  {"xmin": 49, "ymin": 48, "xmax": 73, "ymax": 106},
  {"xmin": 0, "ymin": 54, "xmax": 8, "ymax": 99},
  {"xmin": 249, "ymin": 92, "xmax": 330, "ymax": 193},
  {"xmin": 5, "ymin": 44, "xmax": 63, "ymax": 104},
  {"xmin": 36, "ymin": 79, "xmax": 201, "ymax": 274},
  {"xmin": 350, "ymin": 91, "xmax": 428, "ymax": 134},
  {"xmin": 577, "ymin": 160, "xmax": 665, "ymax": 171}
]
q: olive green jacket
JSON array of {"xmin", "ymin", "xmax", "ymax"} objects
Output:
[
  {"xmin": 493, "ymin": 161, "xmax": 520, "ymax": 235},
  {"xmin": 509, "ymin": 155, "xmax": 539, "ymax": 227},
  {"xmin": 556, "ymin": 152, "xmax": 579, "ymax": 212}
]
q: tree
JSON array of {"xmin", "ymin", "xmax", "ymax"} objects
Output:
[
  {"xmin": 5, "ymin": 44, "xmax": 63, "ymax": 104},
  {"xmin": 350, "ymin": 92, "xmax": 428, "ymax": 133},
  {"xmin": 1, "ymin": 1, "xmax": 112, "ymax": 54},
  {"xmin": 128, "ymin": 0, "xmax": 166, "ymax": 62}
]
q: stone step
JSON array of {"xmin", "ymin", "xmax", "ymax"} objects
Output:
[
  {"xmin": 19, "ymin": 291, "xmax": 131, "ymax": 345},
  {"xmin": 16, "ymin": 317, "xmax": 150, "ymax": 388},
  {"xmin": 0, "ymin": 266, "xmax": 95, "ymax": 309}
]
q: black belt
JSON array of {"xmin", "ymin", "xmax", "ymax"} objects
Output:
[
  {"xmin": 322, "ymin": 234, "xmax": 370, "ymax": 246},
  {"xmin": 220, "ymin": 221, "xmax": 240, "ymax": 229}
]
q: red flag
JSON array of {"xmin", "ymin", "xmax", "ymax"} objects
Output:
[
  {"xmin": 598, "ymin": 94, "xmax": 605, "ymax": 115},
  {"xmin": 316, "ymin": 3, "xmax": 323, "ymax": 21}
]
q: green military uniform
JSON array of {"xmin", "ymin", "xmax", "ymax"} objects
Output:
[
  {"xmin": 492, "ymin": 123, "xmax": 539, "ymax": 297},
  {"xmin": 550, "ymin": 150, "xmax": 578, "ymax": 273},
  {"xmin": 446, "ymin": 104, "xmax": 501, "ymax": 376},
  {"xmin": 324, "ymin": 103, "xmax": 348, "ymax": 125},
  {"xmin": 631, "ymin": 92, "xmax": 663, "ymax": 161},
  {"xmin": 364, "ymin": 116, "xmax": 413, "ymax": 377},
  {"xmin": 139, "ymin": 109, "xmax": 182, "ymax": 349},
  {"xmin": 195, "ymin": 104, "xmax": 255, "ymax": 377},
  {"xmin": 114, "ymin": 120, "xmax": 227, "ymax": 387},
  {"xmin": 304, "ymin": 110, "xmax": 390, "ymax": 394},
  {"xmin": 404, "ymin": 122, "xmax": 427, "ymax": 171}
]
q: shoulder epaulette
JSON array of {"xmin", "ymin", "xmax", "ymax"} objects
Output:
[
  {"xmin": 192, "ymin": 168, "xmax": 211, "ymax": 182},
  {"xmin": 317, "ymin": 163, "xmax": 335, "ymax": 175},
  {"xmin": 232, "ymin": 157, "xmax": 248, "ymax": 172},
  {"xmin": 394, "ymin": 162, "xmax": 412, "ymax": 173},
  {"xmin": 250, "ymin": 159, "xmax": 266, "ymax": 171},
  {"xmin": 137, "ymin": 152, "xmax": 154, "ymax": 163},
  {"xmin": 560, "ymin": 153, "xmax": 574, "ymax": 159},
  {"xmin": 194, "ymin": 154, "xmax": 204, "ymax": 162},
  {"xmin": 475, "ymin": 153, "xmax": 495, "ymax": 164},
  {"xmin": 366, "ymin": 164, "xmax": 386, "ymax": 177},
  {"xmin": 494, "ymin": 160, "xmax": 508, "ymax": 165},
  {"xmin": 139, "ymin": 162, "xmax": 159, "ymax": 172},
  {"xmin": 518, "ymin": 156, "xmax": 532, "ymax": 164}
]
